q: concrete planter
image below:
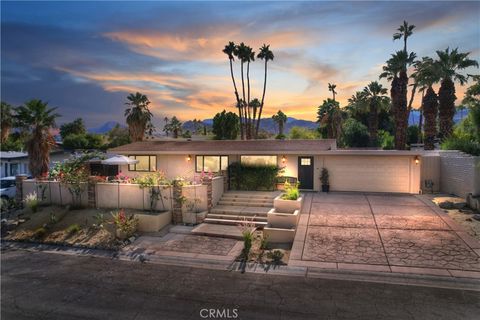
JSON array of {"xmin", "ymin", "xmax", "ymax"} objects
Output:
[
  {"xmin": 274, "ymin": 195, "xmax": 303, "ymax": 213},
  {"xmin": 182, "ymin": 211, "xmax": 208, "ymax": 225},
  {"xmin": 115, "ymin": 229, "xmax": 128, "ymax": 240},
  {"xmin": 263, "ymin": 226, "xmax": 296, "ymax": 243},
  {"xmin": 267, "ymin": 209, "xmax": 300, "ymax": 229},
  {"xmin": 135, "ymin": 211, "xmax": 171, "ymax": 232},
  {"xmin": 196, "ymin": 211, "xmax": 207, "ymax": 224}
]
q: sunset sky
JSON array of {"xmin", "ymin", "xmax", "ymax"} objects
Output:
[{"xmin": 1, "ymin": 1, "xmax": 479, "ymax": 128}]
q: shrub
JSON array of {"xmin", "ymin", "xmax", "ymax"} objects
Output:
[
  {"xmin": 238, "ymin": 217, "xmax": 255, "ymax": 257},
  {"xmin": 281, "ymin": 181, "xmax": 300, "ymax": 200},
  {"xmin": 260, "ymin": 235, "xmax": 269, "ymax": 250},
  {"xmin": 92, "ymin": 213, "xmax": 106, "ymax": 229},
  {"xmin": 33, "ymin": 227, "xmax": 47, "ymax": 239},
  {"xmin": 441, "ymin": 136, "xmax": 480, "ymax": 156},
  {"xmin": 341, "ymin": 119, "xmax": 369, "ymax": 147},
  {"xmin": 267, "ymin": 250, "xmax": 284, "ymax": 263},
  {"xmin": 25, "ymin": 192, "xmax": 39, "ymax": 213},
  {"xmin": 288, "ymin": 126, "xmax": 318, "ymax": 140},
  {"xmin": 407, "ymin": 125, "xmax": 421, "ymax": 146},
  {"xmin": 66, "ymin": 224, "xmax": 81, "ymax": 235},
  {"xmin": 228, "ymin": 162, "xmax": 282, "ymax": 191},
  {"xmin": 320, "ymin": 168, "xmax": 329, "ymax": 186},
  {"xmin": 112, "ymin": 209, "xmax": 138, "ymax": 237},
  {"xmin": 378, "ymin": 130, "xmax": 395, "ymax": 150}
]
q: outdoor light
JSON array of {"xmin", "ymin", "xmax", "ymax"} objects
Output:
[
  {"xmin": 186, "ymin": 155, "xmax": 191, "ymax": 161},
  {"xmin": 415, "ymin": 156, "xmax": 420, "ymax": 165},
  {"xmin": 282, "ymin": 155, "xmax": 287, "ymax": 164}
]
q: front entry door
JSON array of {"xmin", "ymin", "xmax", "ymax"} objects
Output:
[{"xmin": 298, "ymin": 156, "xmax": 314, "ymax": 190}]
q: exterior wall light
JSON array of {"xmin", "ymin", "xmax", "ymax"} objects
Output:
[
  {"xmin": 186, "ymin": 155, "xmax": 191, "ymax": 161},
  {"xmin": 282, "ymin": 155, "xmax": 287, "ymax": 164},
  {"xmin": 414, "ymin": 156, "xmax": 420, "ymax": 165}
]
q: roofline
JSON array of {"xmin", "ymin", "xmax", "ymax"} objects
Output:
[{"xmin": 108, "ymin": 150, "xmax": 422, "ymax": 156}]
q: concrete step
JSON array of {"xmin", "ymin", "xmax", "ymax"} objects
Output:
[
  {"xmin": 217, "ymin": 200, "xmax": 273, "ymax": 207},
  {"xmin": 211, "ymin": 205, "xmax": 271, "ymax": 216},
  {"xmin": 204, "ymin": 218, "xmax": 268, "ymax": 228},
  {"xmin": 222, "ymin": 192, "xmax": 280, "ymax": 200},
  {"xmin": 191, "ymin": 223, "xmax": 245, "ymax": 240},
  {"xmin": 206, "ymin": 213, "xmax": 268, "ymax": 222}
]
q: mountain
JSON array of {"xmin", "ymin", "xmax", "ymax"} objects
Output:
[{"xmin": 89, "ymin": 121, "xmax": 123, "ymax": 134}]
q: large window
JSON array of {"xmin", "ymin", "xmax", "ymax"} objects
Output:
[
  {"xmin": 196, "ymin": 156, "xmax": 228, "ymax": 173},
  {"xmin": 240, "ymin": 155, "xmax": 277, "ymax": 166},
  {"xmin": 128, "ymin": 155, "xmax": 157, "ymax": 172}
]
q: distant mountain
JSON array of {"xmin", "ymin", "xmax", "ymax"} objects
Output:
[
  {"xmin": 89, "ymin": 121, "xmax": 123, "ymax": 134},
  {"xmin": 408, "ymin": 109, "xmax": 468, "ymax": 126}
]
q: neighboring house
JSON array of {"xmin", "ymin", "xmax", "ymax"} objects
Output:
[
  {"xmin": 0, "ymin": 150, "xmax": 71, "ymax": 178},
  {"xmin": 109, "ymin": 139, "xmax": 422, "ymax": 194}
]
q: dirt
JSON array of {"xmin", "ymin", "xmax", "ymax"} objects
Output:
[
  {"xmin": 447, "ymin": 208, "xmax": 480, "ymax": 242},
  {"xmin": 238, "ymin": 231, "xmax": 291, "ymax": 265}
]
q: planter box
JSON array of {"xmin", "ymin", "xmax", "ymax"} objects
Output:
[
  {"xmin": 135, "ymin": 211, "xmax": 171, "ymax": 232},
  {"xmin": 263, "ymin": 225, "xmax": 296, "ymax": 243},
  {"xmin": 182, "ymin": 211, "xmax": 208, "ymax": 225},
  {"xmin": 273, "ymin": 195, "xmax": 303, "ymax": 213},
  {"xmin": 267, "ymin": 209, "xmax": 300, "ymax": 229}
]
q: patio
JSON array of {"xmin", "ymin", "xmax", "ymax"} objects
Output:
[{"xmin": 290, "ymin": 192, "xmax": 480, "ymax": 277}]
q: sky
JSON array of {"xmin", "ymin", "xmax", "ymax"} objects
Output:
[{"xmin": 1, "ymin": 1, "xmax": 479, "ymax": 128}]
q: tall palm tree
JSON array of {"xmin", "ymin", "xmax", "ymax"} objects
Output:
[
  {"xmin": 245, "ymin": 45, "xmax": 255, "ymax": 139},
  {"xmin": 328, "ymin": 83, "xmax": 337, "ymax": 101},
  {"xmin": 393, "ymin": 21, "xmax": 416, "ymax": 60},
  {"xmin": 223, "ymin": 42, "xmax": 243, "ymax": 139},
  {"xmin": 1, "ymin": 102, "xmax": 14, "ymax": 143},
  {"xmin": 412, "ymin": 57, "xmax": 441, "ymax": 150},
  {"xmin": 272, "ymin": 110, "xmax": 287, "ymax": 137},
  {"xmin": 435, "ymin": 47, "xmax": 479, "ymax": 140},
  {"xmin": 317, "ymin": 99, "xmax": 344, "ymax": 140},
  {"xmin": 15, "ymin": 100, "xmax": 59, "ymax": 178},
  {"xmin": 166, "ymin": 116, "xmax": 182, "ymax": 139},
  {"xmin": 256, "ymin": 44, "xmax": 274, "ymax": 138},
  {"xmin": 124, "ymin": 92, "xmax": 154, "ymax": 142},
  {"xmin": 362, "ymin": 81, "xmax": 389, "ymax": 146}
]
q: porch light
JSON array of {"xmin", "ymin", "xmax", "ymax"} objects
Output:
[
  {"xmin": 414, "ymin": 156, "xmax": 420, "ymax": 165},
  {"xmin": 186, "ymin": 155, "xmax": 191, "ymax": 161},
  {"xmin": 281, "ymin": 155, "xmax": 287, "ymax": 164}
]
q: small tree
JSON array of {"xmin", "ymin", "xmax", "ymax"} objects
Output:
[{"xmin": 212, "ymin": 110, "xmax": 239, "ymax": 140}]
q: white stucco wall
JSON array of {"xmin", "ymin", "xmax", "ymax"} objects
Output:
[
  {"xmin": 439, "ymin": 151, "xmax": 480, "ymax": 198},
  {"xmin": 212, "ymin": 176, "xmax": 224, "ymax": 206}
]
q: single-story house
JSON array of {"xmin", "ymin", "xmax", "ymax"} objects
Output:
[
  {"xmin": 0, "ymin": 150, "xmax": 72, "ymax": 178},
  {"xmin": 109, "ymin": 139, "xmax": 422, "ymax": 193}
]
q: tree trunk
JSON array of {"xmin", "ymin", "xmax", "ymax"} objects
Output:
[
  {"xmin": 256, "ymin": 60, "xmax": 268, "ymax": 138},
  {"xmin": 1, "ymin": 125, "xmax": 10, "ymax": 144},
  {"xmin": 246, "ymin": 61, "xmax": 252, "ymax": 140},
  {"xmin": 279, "ymin": 122, "xmax": 284, "ymax": 136},
  {"xmin": 229, "ymin": 59, "xmax": 243, "ymax": 140},
  {"xmin": 240, "ymin": 61, "xmax": 246, "ymax": 140},
  {"xmin": 368, "ymin": 103, "xmax": 379, "ymax": 146},
  {"xmin": 423, "ymin": 86, "xmax": 438, "ymax": 150},
  {"xmin": 393, "ymin": 71, "xmax": 409, "ymax": 150},
  {"xmin": 438, "ymin": 77, "xmax": 456, "ymax": 141}
]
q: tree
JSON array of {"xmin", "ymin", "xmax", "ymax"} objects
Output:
[
  {"xmin": 289, "ymin": 126, "xmax": 318, "ymax": 139},
  {"xmin": 317, "ymin": 98, "xmax": 344, "ymax": 140},
  {"xmin": 328, "ymin": 83, "xmax": 337, "ymax": 101},
  {"xmin": 164, "ymin": 116, "xmax": 182, "ymax": 138},
  {"xmin": 393, "ymin": 21, "xmax": 415, "ymax": 56},
  {"xmin": 59, "ymin": 118, "xmax": 86, "ymax": 139},
  {"xmin": 106, "ymin": 124, "xmax": 131, "ymax": 148},
  {"xmin": 341, "ymin": 118, "xmax": 370, "ymax": 148},
  {"xmin": 435, "ymin": 48, "xmax": 478, "ymax": 140},
  {"xmin": 462, "ymin": 75, "xmax": 480, "ymax": 142},
  {"xmin": 272, "ymin": 110, "xmax": 287, "ymax": 138},
  {"xmin": 1, "ymin": 102, "xmax": 15, "ymax": 144},
  {"xmin": 15, "ymin": 99, "xmax": 60, "ymax": 178},
  {"xmin": 362, "ymin": 81, "xmax": 389, "ymax": 146},
  {"xmin": 256, "ymin": 44, "xmax": 274, "ymax": 138},
  {"xmin": 163, "ymin": 116, "xmax": 170, "ymax": 136},
  {"xmin": 223, "ymin": 42, "xmax": 243, "ymax": 139},
  {"xmin": 124, "ymin": 92, "xmax": 154, "ymax": 142},
  {"xmin": 212, "ymin": 110, "xmax": 239, "ymax": 140}
]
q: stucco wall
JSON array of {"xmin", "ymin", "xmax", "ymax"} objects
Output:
[
  {"xmin": 212, "ymin": 176, "xmax": 224, "ymax": 206},
  {"xmin": 439, "ymin": 151, "xmax": 480, "ymax": 198},
  {"xmin": 22, "ymin": 180, "xmax": 88, "ymax": 206},
  {"xmin": 181, "ymin": 184, "xmax": 208, "ymax": 212}
]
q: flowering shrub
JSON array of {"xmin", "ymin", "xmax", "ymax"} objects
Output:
[
  {"xmin": 111, "ymin": 209, "xmax": 138, "ymax": 237},
  {"xmin": 25, "ymin": 192, "xmax": 39, "ymax": 213},
  {"xmin": 115, "ymin": 172, "xmax": 132, "ymax": 183}
]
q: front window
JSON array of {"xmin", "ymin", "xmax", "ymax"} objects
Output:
[
  {"xmin": 240, "ymin": 155, "xmax": 277, "ymax": 166},
  {"xmin": 128, "ymin": 155, "xmax": 157, "ymax": 172},
  {"xmin": 196, "ymin": 156, "xmax": 228, "ymax": 173},
  {"xmin": 10, "ymin": 163, "xmax": 18, "ymax": 176}
]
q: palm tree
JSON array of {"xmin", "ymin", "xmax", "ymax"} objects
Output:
[
  {"xmin": 362, "ymin": 81, "xmax": 389, "ymax": 146},
  {"xmin": 245, "ymin": 45, "xmax": 255, "ymax": 139},
  {"xmin": 317, "ymin": 99, "xmax": 344, "ymax": 139},
  {"xmin": 15, "ymin": 100, "xmax": 59, "ymax": 178},
  {"xmin": 1, "ymin": 102, "xmax": 14, "ymax": 143},
  {"xmin": 412, "ymin": 57, "xmax": 441, "ymax": 150},
  {"xmin": 328, "ymin": 83, "xmax": 337, "ymax": 101},
  {"xmin": 256, "ymin": 44, "xmax": 274, "ymax": 138},
  {"xmin": 393, "ymin": 21, "xmax": 416, "ymax": 60},
  {"xmin": 223, "ymin": 42, "xmax": 243, "ymax": 139},
  {"xmin": 272, "ymin": 110, "xmax": 287, "ymax": 137},
  {"xmin": 435, "ymin": 47, "xmax": 479, "ymax": 140},
  {"xmin": 124, "ymin": 92, "xmax": 154, "ymax": 142},
  {"xmin": 163, "ymin": 116, "xmax": 169, "ymax": 136},
  {"xmin": 166, "ymin": 116, "xmax": 182, "ymax": 139}
]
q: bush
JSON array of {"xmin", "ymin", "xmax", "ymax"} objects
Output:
[
  {"xmin": 281, "ymin": 181, "xmax": 300, "ymax": 200},
  {"xmin": 407, "ymin": 125, "xmax": 421, "ymax": 146},
  {"xmin": 112, "ymin": 209, "xmax": 138, "ymax": 237},
  {"xmin": 441, "ymin": 136, "xmax": 480, "ymax": 156},
  {"xmin": 288, "ymin": 126, "xmax": 318, "ymax": 139},
  {"xmin": 33, "ymin": 227, "xmax": 47, "ymax": 239},
  {"xmin": 320, "ymin": 168, "xmax": 329, "ymax": 186},
  {"xmin": 228, "ymin": 162, "xmax": 282, "ymax": 191},
  {"xmin": 378, "ymin": 130, "xmax": 395, "ymax": 150},
  {"xmin": 267, "ymin": 250, "xmax": 284, "ymax": 263},
  {"xmin": 25, "ymin": 192, "xmax": 39, "ymax": 213},
  {"xmin": 66, "ymin": 224, "xmax": 81, "ymax": 235},
  {"xmin": 341, "ymin": 119, "xmax": 369, "ymax": 147}
]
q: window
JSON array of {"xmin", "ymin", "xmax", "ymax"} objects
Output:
[
  {"xmin": 128, "ymin": 155, "xmax": 157, "ymax": 172},
  {"xmin": 195, "ymin": 156, "xmax": 228, "ymax": 173},
  {"xmin": 10, "ymin": 163, "xmax": 18, "ymax": 176},
  {"xmin": 240, "ymin": 155, "xmax": 277, "ymax": 166},
  {"xmin": 300, "ymin": 158, "xmax": 311, "ymax": 166}
]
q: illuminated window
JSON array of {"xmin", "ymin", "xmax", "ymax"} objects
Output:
[
  {"xmin": 300, "ymin": 158, "xmax": 311, "ymax": 166},
  {"xmin": 240, "ymin": 155, "xmax": 277, "ymax": 166},
  {"xmin": 195, "ymin": 156, "xmax": 229, "ymax": 173},
  {"xmin": 128, "ymin": 155, "xmax": 157, "ymax": 172}
]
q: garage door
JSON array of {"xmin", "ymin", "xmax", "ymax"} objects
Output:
[{"xmin": 324, "ymin": 156, "xmax": 412, "ymax": 193}]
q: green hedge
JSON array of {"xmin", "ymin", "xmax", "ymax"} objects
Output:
[{"xmin": 228, "ymin": 162, "xmax": 282, "ymax": 191}]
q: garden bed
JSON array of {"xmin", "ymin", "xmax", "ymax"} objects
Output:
[{"xmin": 236, "ymin": 231, "xmax": 290, "ymax": 265}]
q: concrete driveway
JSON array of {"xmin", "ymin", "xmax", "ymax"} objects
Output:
[{"xmin": 290, "ymin": 193, "xmax": 480, "ymax": 278}]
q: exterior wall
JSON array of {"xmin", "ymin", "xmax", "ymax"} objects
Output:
[
  {"xmin": 181, "ymin": 184, "xmax": 208, "ymax": 212},
  {"xmin": 22, "ymin": 180, "xmax": 88, "ymax": 206},
  {"xmin": 420, "ymin": 153, "xmax": 441, "ymax": 193},
  {"xmin": 439, "ymin": 151, "xmax": 480, "ymax": 198},
  {"xmin": 211, "ymin": 176, "xmax": 224, "ymax": 206}
]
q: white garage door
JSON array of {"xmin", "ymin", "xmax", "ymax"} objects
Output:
[{"xmin": 324, "ymin": 156, "xmax": 412, "ymax": 193}]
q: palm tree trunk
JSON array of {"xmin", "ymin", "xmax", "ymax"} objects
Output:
[
  {"xmin": 423, "ymin": 86, "xmax": 438, "ymax": 150},
  {"xmin": 1, "ymin": 126, "xmax": 10, "ymax": 144},
  {"xmin": 240, "ymin": 61, "xmax": 246, "ymax": 140},
  {"xmin": 246, "ymin": 61, "xmax": 252, "ymax": 139},
  {"xmin": 368, "ymin": 103, "xmax": 379, "ymax": 146},
  {"xmin": 438, "ymin": 77, "xmax": 456, "ymax": 141},
  {"xmin": 229, "ymin": 59, "xmax": 243, "ymax": 140},
  {"xmin": 256, "ymin": 60, "xmax": 268, "ymax": 138},
  {"xmin": 279, "ymin": 122, "xmax": 284, "ymax": 136},
  {"xmin": 393, "ymin": 71, "xmax": 409, "ymax": 150}
]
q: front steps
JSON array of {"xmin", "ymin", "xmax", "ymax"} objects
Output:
[{"xmin": 203, "ymin": 191, "xmax": 280, "ymax": 228}]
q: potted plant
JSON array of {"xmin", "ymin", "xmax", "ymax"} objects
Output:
[
  {"xmin": 112, "ymin": 209, "xmax": 138, "ymax": 240},
  {"xmin": 320, "ymin": 167, "xmax": 329, "ymax": 192},
  {"xmin": 273, "ymin": 181, "xmax": 303, "ymax": 213}
]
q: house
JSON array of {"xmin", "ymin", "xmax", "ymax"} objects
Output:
[
  {"xmin": 0, "ymin": 150, "xmax": 72, "ymax": 178},
  {"xmin": 109, "ymin": 139, "xmax": 422, "ymax": 194}
]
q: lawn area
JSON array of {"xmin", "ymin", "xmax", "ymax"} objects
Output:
[{"xmin": 3, "ymin": 205, "xmax": 142, "ymax": 250}]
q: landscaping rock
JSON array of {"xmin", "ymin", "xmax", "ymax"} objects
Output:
[
  {"xmin": 473, "ymin": 214, "xmax": 480, "ymax": 221},
  {"xmin": 433, "ymin": 197, "xmax": 467, "ymax": 210}
]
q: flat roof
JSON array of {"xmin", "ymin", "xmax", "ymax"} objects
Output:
[{"xmin": 0, "ymin": 151, "xmax": 28, "ymax": 159}]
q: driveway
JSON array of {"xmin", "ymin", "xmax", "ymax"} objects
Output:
[{"xmin": 290, "ymin": 193, "xmax": 480, "ymax": 278}]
